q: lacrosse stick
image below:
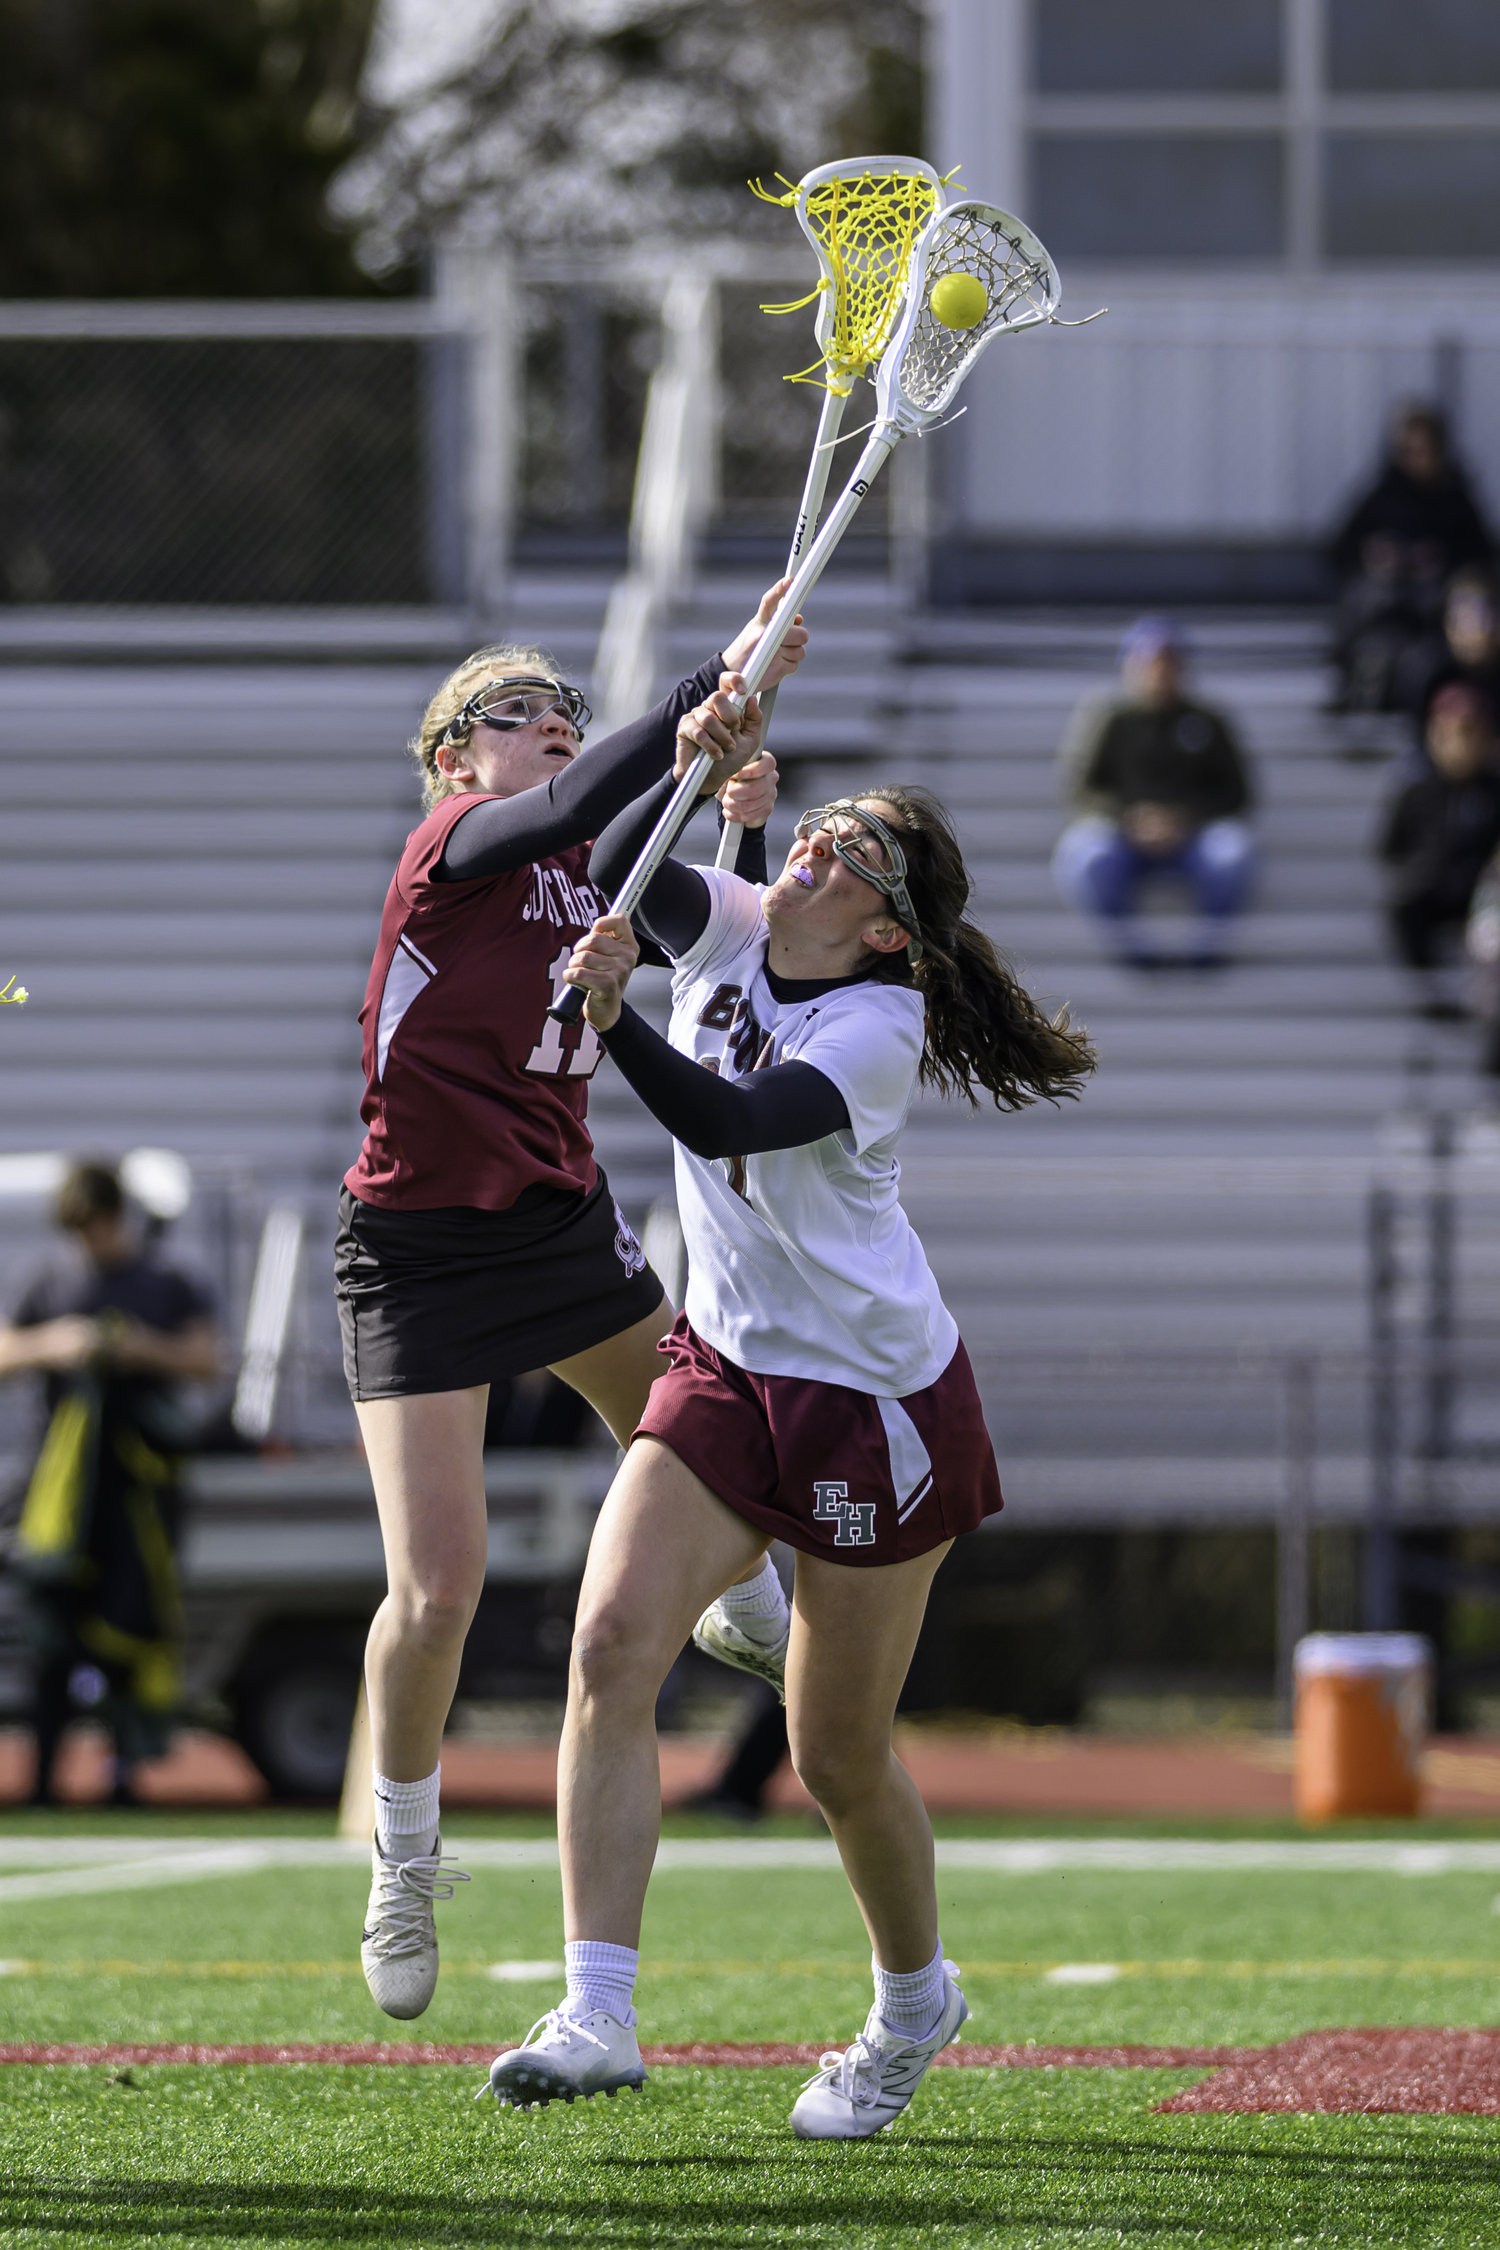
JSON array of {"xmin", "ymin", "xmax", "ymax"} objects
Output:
[
  {"xmin": 715, "ymin": 156, "xmax": 945, "ymax": 872},
  {"xmin": 551, "ymin": 202, "xmax": 1071, "ymax": 1026}
]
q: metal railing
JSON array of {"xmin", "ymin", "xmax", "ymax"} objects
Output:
[
  {"xmin": 0, "ymin": 1141, "xmax": 1492, "ymax": 1724},
  {"xmin": 966, "ymin": 1331, "xmax": 1500, "ymax": 1722},
  {"xmin": 591, "ymin": 272, "xmax": 720, "ymax": 729},
  {"xmin": 1365, "ymin": 1121, "xmax": 1500, "ymax": 1639}
]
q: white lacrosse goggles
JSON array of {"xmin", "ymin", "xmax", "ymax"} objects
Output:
[
  {"xmin": 793, "ymin": 800, "xmax": 923, "ymax": 962},
  {"xmin": 441, "ymin": 676, "xmax": 591, "ymax": 748}
]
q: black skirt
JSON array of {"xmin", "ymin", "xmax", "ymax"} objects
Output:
[{"xmin": 334, "ymin": 1174, "xmax": 665, "ymax": 1401}]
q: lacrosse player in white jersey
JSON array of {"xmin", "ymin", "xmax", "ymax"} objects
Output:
[{"xmin": 480, "ymin": 736, "xmax": 1095, "ymax": 2135}]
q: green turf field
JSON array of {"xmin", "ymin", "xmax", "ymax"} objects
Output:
[{"xmin": 3, "ymin": 1811, "xmax": 1499, "ymax": 2247}]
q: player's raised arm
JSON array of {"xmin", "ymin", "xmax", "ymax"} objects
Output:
[
  {"xmin": 564, "ymin": 888, "xmax": 848, "ymax": 1155},
  {"xmin": 719, "ymin": 577, "xmax": 809, "ymax": 690},
  {"xmin": 586, "ymin": 686, "xmax": 780, "ymax": 959},
  {"xmin": 621, "ymin": 1009, "xmax": 846, "ymax": 1156},
  {"xmin": 438, "ymin": 587, "xmax": 804, "ymax": 883}
]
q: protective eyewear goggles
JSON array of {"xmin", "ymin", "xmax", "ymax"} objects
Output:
[
  {"xmin": 441, "ymin": 676, "xmax": 591, "ymax": 748},
  {"xmin": 794, "ymin": 801, "xmax": 923, "ymax": 961}
]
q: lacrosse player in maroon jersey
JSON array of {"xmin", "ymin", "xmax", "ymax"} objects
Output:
[{"xmin": 337, "ymin": 585, "xmax": 805, "ymax": 2019}]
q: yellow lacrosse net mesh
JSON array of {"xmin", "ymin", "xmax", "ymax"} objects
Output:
[{"xmin": 753, "ymin": 165, "xmax": 948, "ymax": 393}]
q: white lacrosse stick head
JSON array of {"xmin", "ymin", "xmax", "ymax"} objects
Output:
[
  {"xmin": 875, "ymin": 201, "xmax": 1062, "ymax": 432},
  {"xmin": 758, "ymin": 156, "xmax": 947, "ymax": 396}
]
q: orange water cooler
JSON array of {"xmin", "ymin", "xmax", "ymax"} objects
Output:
[{"xmin": 1293, "ymin": 1633, "xmax": 1431, "ymax": 1823}]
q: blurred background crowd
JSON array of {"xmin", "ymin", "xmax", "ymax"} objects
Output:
[{"xmin": 4, "ymin": 0, "xmax": 1500, "ymax": 1815}]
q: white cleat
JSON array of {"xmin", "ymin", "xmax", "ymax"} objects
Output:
[
  {"xmin": 359, "ymin": 1833, "xmax": 470, "ymax": 2021},
  {"xmin": 789, "ymin": 1966, "xmax": 969, "ymax": 2139},
  {"xmin": 480, "ymin": 2003, "xmax": 649, "ymax": 2110},
  {"xmin": 691, "ymin": 1600, "xmax": 788, "ymax": 1703}
]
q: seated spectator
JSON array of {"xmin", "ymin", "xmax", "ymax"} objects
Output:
[
  {"xmin": 1380, "ymin": 681, "xmax": 1500, "ymax": 1018},
  {"xmin": 1052, "ymin": 617, "xmax": 1255, "ymax": 970},
  {"xmin": 1466, "ymin": 848, "xmax": 1500, "ymax": 1074},
  {"xmin": 1331, "ymin": 405, "xmax": 1494, "ymax": 714},
  {"xmin": 1394, "ymin": 569, "xmax": 1500, "ymax": 745},
  {"xmin": 1466, "ymin": 855, "xmax": 1500, "ymax": 1075}
]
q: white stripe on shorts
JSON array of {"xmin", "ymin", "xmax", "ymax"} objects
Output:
[{"xmin": 877, "ymin": 1396, "xmax": 934, "ymax": 1522}]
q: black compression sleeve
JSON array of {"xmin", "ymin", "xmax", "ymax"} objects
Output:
[
  {"xmin": 597, "ymin": 1002, "xmax": 850, "ymax": 1159},
  {"xmin": 590, "ymin": 773, "xmax": 708, "ymax": 953},
  {"xmin": 589, "ymin": 779, "xmax": 771, "ymax": 958},
  {"xmin": 726, "ymin": 811, "xmax": 769, "ymax": 887},
  {"xmin": 435, "ymin": 654, "xmax": 726, "ymax": 880}
]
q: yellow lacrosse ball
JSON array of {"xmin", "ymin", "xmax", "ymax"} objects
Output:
[{"xmin": 929, "ymin": 273, "xmax": 988, "ymax": 330}]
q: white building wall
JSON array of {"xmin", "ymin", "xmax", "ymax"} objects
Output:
[
  {"xmin": 947, "ymin": 280, "xmax": 1500, "ymax": 539},
  {"xmin": 926, "ymin": 0, "xmax": 1500, "ymax": 547}
]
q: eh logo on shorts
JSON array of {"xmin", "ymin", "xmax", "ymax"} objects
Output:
[{"xmin": 813, "ymin": 1480, "xmax": 876, "ymax": 1548}]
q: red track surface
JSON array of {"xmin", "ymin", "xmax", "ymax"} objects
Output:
[
  {"xmin": 646, "ymin": 2043, "xmax": 1256, "ymax": 2070},
  {"xmin": 7, "ymin": 2032, "xmax": 1500, "ymax": 2111},
  {"xmin": 6, "ymin": 1724, "xmax": 1500, "ymax": 1815},
  {"xmin": 0, "ymin": 2040, "xmax": 1249, "ymax": 2070},
  {"xmin": 1158, "ymin": 2028, "xmax": 1500, "ymax": 2115},
  {"xmin": 0, "ymin": 2044, "xmax": 498, "ymax": 2067}
]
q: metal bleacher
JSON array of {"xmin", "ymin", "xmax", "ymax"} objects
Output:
[
  {"xmin": 631, "ymin": 581, "xmax": 1498, "ymax": 1578},
  {"xmin": 1, "ymin": 579, "xmax": 1494, "ymax": 1571}
]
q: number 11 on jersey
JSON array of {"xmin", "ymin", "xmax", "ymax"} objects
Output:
[{"xmin": 525, "ymin": 945, "xmax": 603, "ymax": 1078}]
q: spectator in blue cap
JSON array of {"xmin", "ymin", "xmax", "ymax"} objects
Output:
[{"xmin": 1052, "ymin": 618, "xmax": 1255, "ymax": 970}]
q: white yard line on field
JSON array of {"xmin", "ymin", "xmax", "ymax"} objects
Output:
[
  {"xmin": 0, "ymin": 1839, "xmax": 563, "ymax": 1901},
  {"xmin": 3, "ymin": 1836, "xmax": 1500, "ymax": 1901},
  {"xmin": 651, "ymin": 1841, "xmax": 1500, "ymax": 1875},
  {"xmin": 0, "ymin": 1846, "xmax": 313, "ymax": 1902},
  {"xmin": 927, "ymin": 1841, "xmax": 1500, "ymax": 1875}
]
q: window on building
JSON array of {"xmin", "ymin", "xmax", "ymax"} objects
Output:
[
  {"xmin": 1035, "ymin": 0, "xmax": 1282, "ymax": 95},
  {"xmin": 1025, "ymin": 0, "xmax": 1500, "ymax": 266},
  {"xmin": 1036, "ymin": 136, "xmax": 1283, "ymax": 260},
  {"xmin": 1327, "ymin": 137, "xmax": 1500, "ymax": 262},
  {"xmin": 1328, "ymin": 0, "xmax": 1500, "ymax": 95}
]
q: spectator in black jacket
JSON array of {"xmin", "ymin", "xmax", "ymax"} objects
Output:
[
  {"xmin": 1053, "ymin": 617, "xmax": 1255, "ymax": 969},
  {"xmin": 1465, "ymin": 848, "xmax": 1500, "ymax": 1074},
  {"xmin": 1394, "ymin": 570, "xmax": 1500, "ymax": 748},
  {"xmin": 1380, "ymin": 682, "xmax": 1500, "ymax": 1017},
  {"xmin": 1331, "ymin": 405, "xmax": 1494, "ymax": 714}
]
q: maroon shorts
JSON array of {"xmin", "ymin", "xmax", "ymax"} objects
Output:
[{"xmin": 633, "ymin": 1314, "xmax": 1003, "ymax": 1566}]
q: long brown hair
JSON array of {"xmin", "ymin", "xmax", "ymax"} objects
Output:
[{"xmin": 851, "ymin": 784, "xmax": 1095, "ymax": 1110}]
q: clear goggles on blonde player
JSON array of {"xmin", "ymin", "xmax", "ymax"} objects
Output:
[
  {"xmin": 441, "ymin": 676, "xmax": 592, "ymax": 748},
  {"xmin": 793, "ymin": 801, "xmax": 923, "ymax": 962}
]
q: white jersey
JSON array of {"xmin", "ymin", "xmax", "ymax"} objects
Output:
[{"xmin": 666, "ymin": 868, "xmax": 958, "ymax": 1397}]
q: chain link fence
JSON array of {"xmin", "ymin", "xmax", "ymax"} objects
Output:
[
  {"xmin": 0, "ymin": 335, "xmax": 432, "ymax": 606},
  {"xmin": 0, "ymin": 274, "xmax": 880, "ymax": 609}
]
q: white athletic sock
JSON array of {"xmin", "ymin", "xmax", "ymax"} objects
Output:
[
  {"xmin": 717, "ymin": 1555, "xmax": 789, "ymax": 1646},
  {"xmin": 373, "ymin": 1766, "xmax": 441, "ymax": 1861},
  {"xmin": 564, "ymin": 1939, "xmax": 639, "ymax": 2026},
  {"xmin": 873, "ymin": 1940, "xmax": 947, "ymax": 2042}
]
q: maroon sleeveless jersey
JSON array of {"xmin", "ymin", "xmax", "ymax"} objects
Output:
[{"xmin": 345, "ymin": 794, "xmax": 611, "ymax": 1212}]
